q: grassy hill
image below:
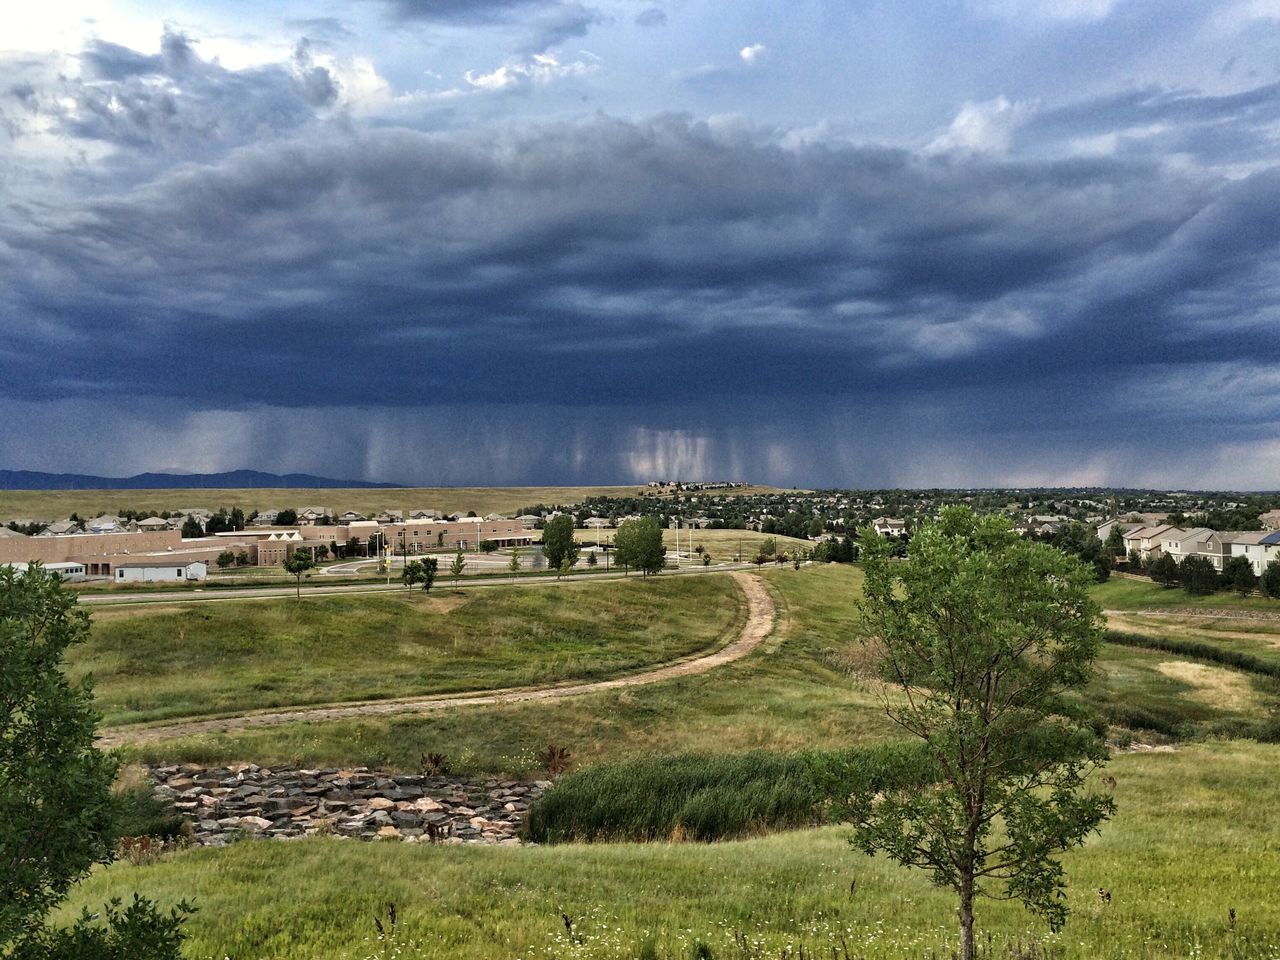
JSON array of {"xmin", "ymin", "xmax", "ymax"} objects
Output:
[
  {"xmin": 79, "ymin": 575, "xmax": 743, "ymax": 727},
  {"xmin": 61, "ymin": 742, "xmax": 1280, "ymax": 959}
]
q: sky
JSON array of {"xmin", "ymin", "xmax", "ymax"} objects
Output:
[{"xmin": 2, "ymin": 1, "xmax": 1280, "ymax": 488}]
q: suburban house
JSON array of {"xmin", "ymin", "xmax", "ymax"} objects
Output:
[
  {"xmin": 1160, "ymin": 528, "xmax": 1215, "ymax": 562},
  {"xmin": 1235, "ymin": 531, "xmax": 1280, "ymax": 576},
  {"xmin": 1122, "ymin": 524, "xmax": 1178, "ymax": 561},
  {"xmin": 872, "ymin": 517, "xmax": 907, "ymax": 537},
  {"xmin": 1263, "ymin": 510, "xmax": 1280, "ymax": 532},
  {"xmin": 136, "ymin": 516, "xmax": 171, "ymax": 531}
]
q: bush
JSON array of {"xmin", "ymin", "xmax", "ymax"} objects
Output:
[
  {"xmin": 523, "ymin": 744, "xmax": 929, "ymax": 843},
  {"xmin": 1178, "ymin": 555, "xmax": 1219, "ymax": 596},
  {"xmin": 1106, "ymin": 630, "xmax": 1280, "ymax": 680}
]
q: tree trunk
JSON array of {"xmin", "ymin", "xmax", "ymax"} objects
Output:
[{"xmin": 959, "ymin": 872, "xmax": 976, "ymax": 960}]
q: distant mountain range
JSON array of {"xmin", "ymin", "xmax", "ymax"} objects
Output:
[{"xmin": 0, "ymin": 470, "xmax": 404, "ymax": 490}]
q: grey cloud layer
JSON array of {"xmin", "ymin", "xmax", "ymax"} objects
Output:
[{"xmin": 3, "ymin": 27, "xmax": 1280, "ymax": 485}]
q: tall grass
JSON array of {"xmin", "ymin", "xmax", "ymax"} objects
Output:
[
  {"xmin": 1106, "ymin": 630, "xmax": 1280, "ymax": 680},
  {"xmin": 524, "ymin": 744, "xmax": 927, "ymax": 843}
]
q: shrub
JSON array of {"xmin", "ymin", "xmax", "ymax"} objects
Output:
[{"xmin": 523, "ymin": 744, "xmax": 929, "ymax": 844}]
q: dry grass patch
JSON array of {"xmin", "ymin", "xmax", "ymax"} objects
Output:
[{"xmin": 1155, "ymin": 660, "xmax": 1261, "ymax": 711}]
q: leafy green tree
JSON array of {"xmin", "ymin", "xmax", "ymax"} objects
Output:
[
  {"xmin": 215, "ymin": 550, "xmax": 235, "ymax": 570},
  {"xmin": 229, "ymin": 507, "xmax": 245, "ymax": 531},
  {"xmin": 235, "ymin": 550, "xmax": 250, "ymax": 567},
  {"xmin": 508, "ymin": 550, "xmax": 521, "ymax": 583},
  {"xmin": 1103, "ymin": 524, "xmax": 1126, "ymax": 559},
  {"xmin": 1, "ymin": 565, "xmax": 190, "ymax": 957},
  {"xmin": 586, "ymin": 552, "xmax": 597, "ymax": 568},
  {"xmin": 1050, "ymin": 522, "xmax": 1111, "ymax": 582},
  {"xmin": 558, "ymin": 557, "xmax": 575, "ymax": 580},
  {"xmin": 450, "ymin": 549, "xmax": 466, "ymax": 586},
  {"xmin": 275, "ymin": 508, "xmax": 298, "ymax": 526},
  {"xmin": 1179, "ymin": 555, "xmax": 1218, "ymax": 596},
  {"xmin": 479, "ymin": 540, "xmax": 498, "ymax": 553},
  {"xmin": 1148, "ymin": 552, "xmax": 1178, "ymax": 587},
  {"xmin": 402, "ymin": 560, "xmax": 425, "ymax": 591},
  {"xmin": 314, "ymin": 543, "xmax": 329, "ymax": 562},
  {"xmin": 179, "ymin": 516, "xmax": 202, "ymax": 539},
  {"xmin": 614, "ymin": 516, "xmax": 666, "ymax": 577},
  {"xmin": 855, "ymin": 508, "xmax": 1114, "ymax": 960},
  {"xmin": 1221, "ymin": 555, "xmax": 1257, "ymax": 598},
  {"xmin": 1262, "ymin": 559, "xmax": 1280, "ymax": 600},
  {"xmin": 542, "ymin": 515, "xmax": 579, "ymax": 571},
  {"xmin": 282, "ymin": 549, "xmax": 316, "ymax": 599}
]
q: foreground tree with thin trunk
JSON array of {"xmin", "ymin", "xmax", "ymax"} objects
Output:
[{"xmin": 854, "ymin": 507, "xmax": 1115, "ymax": 960}]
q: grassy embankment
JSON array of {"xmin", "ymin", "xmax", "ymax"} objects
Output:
[
  {"xmin": 0, "ymin": 484, "xmax": 785, "ymax": 522},
  {"xmin": 61, "ymin": 742, "xmax": 1280, "ymax": 959},
  {"xmin": 1094, "ymin": 577, "xmax": 1280, "ymax": 612},
  {"xmin": 78, "ymin": 575, "xmax": 743, "ymax": 728},
  {"xmin": 116, "ymin": 565, "xmax": 892, "ymax": 770},
  {"xmin": 113, "ymin": 564, "xmax": 1280, "ymax": 771},
  {"xmin": 61, "ymin": 564, "xmax": 1280, "ymax": 957}
]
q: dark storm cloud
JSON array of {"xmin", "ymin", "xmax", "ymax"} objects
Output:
[
  {"xmin": 5, "ymin": 108, "xmax": 1275, "ymax": 417},
  {"xmin": 5, "ymin": 19, "xmax": 1280, "ymax": 484}
]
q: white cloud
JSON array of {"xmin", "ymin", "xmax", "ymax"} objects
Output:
[
  {"xmin": 464, "ymin": 52, "xmax": 599, "ymax": 92},
  {"xmin": 739, "ymin": 43, "xmax": 766, "ymax": 64},
  {"xmin": 926, "ymin": 95, "xmax": 1037, "ymax": 156}
]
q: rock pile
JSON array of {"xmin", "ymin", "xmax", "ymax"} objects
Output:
[{"xmin": 148, "ymin": 764, "xmax": 549, "ymax": 846}]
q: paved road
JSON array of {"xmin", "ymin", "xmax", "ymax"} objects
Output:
[{"xmin": 97, "ymin": 572, "xmax": 776, "ymax": 747}]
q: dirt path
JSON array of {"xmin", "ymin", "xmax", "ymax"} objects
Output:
[{"xmin": 99, "ymin": 572, "xmax": 776, "ymax": 748}]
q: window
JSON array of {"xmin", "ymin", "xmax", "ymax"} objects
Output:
[{"xmin": 177, "ymin": 569, "xmax": 183, "ymax": 576}]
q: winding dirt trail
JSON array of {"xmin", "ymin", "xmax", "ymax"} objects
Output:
[{"xmin": 99, "ymin": 572, "xmax": 776, "ymax": 748}]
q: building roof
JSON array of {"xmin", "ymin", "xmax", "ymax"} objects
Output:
[
  {"xmin": 1261, "ymin": 531, "xmax": 1280, "ymax": 546},
  {"xmin": 0, "ymin": 527, "xmax": 28, "ymax": 539}
]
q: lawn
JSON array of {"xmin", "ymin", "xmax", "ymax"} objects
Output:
[
  {"xmin": 1093, "ymin": 576, "xmax": 1280, "ymax": 612},
  {"xmin": 118, "ymin": 565, "xmax": 894, "ymax": 771},
  {"xmin": 0, "ymin": 484, "xmax": 784, "ymax": 522},
  {"xmin": 77, "ymin": 575, "xmax": 744, "ymax": 727},
  {"xmin": 59, "ymin": 742, "xmax": 1280, "ymax": 959},
  {"xmin": 117, "ymin": 563, "xmax": 1280, "ymax": 771}
]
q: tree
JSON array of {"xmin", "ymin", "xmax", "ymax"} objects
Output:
[
  {"xmin": 614, "ymin": 516, "xmax": 665, "ymax": 577},
  {"xmin": 508, "ymin": 550, "xmax": 521, "ymax": 583},
  {"xmin": 586, "ymin": 552, "xmax": 597, "ymax": 568},
  {"xmin": 855, "ymin": 508, "xmax": 1114, "ymax": 960},
  {"xmin": 229, "ymin": 507, "xmax": 245, "ymax": 531},
  {"xmin": 450, "ymin": 549, "xmax": 466, "ymax": 587},
  {"xmin": 558, "ymin": 557, "xmax": 575, "ymax": 580},
  {"xmin": 1148, "ymin": 552, "xmax": 1178, "ymax": 587},
  {"xmin": 1, "ymin": 565, "xmax": 189, "ymax": 957},
  {"xmin": 1222, "ymin": 555, "xmax": 1257, "ymax": 598},
  {"xmin": 275, "ymin": 508, "xmax": 298, "ymax": 526},
  {"xmin": 215, "ymin": 550, "xmax": 235, "ymax": 570},
  {"xmin": 542, "ymin": 515, "xmax": 579, "ymax": 571},
  {"xmin": 180, "ymin": 516, "xmax": 202, "ymax": 539},
  {"xmin": 402, "ymin": 557, "xmax": 437, "ymax": 593},
  {"xmin": 235, "ymin": 551, "xmax": 250, "ymax": 567},
  {"xmin": 479, "ymin": 540, "xmax": 498, "ymax": 553},
  {"xmin": 1262, "ymin": 559, "xmax": 1280, "ymax": 600},
  {"xmin": 1179, "ymin": 555, "xmax": 1218, "ymax": 596},
  {"xmin": 282, "ymin": 549, "xmax": 316, "ymax": 599},
  {"xmin": 314, "ymin": 543, "xmax": 329, "ymax": 562},
  {"xmin": 1103, "ymin": 524, "xmax": 1126, "ymax": 560}
]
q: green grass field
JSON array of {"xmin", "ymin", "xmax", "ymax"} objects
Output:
[
  {"xmin": 113, "ymin": 564, "xmax": 1280, "ymax": 773},
  {"xmin": 53, "ymin": 563, "xmax": 1280, "ymax": 958},
  {"xmin": 1095, "ymin": 577, "xmax": 1280, "ymax": 612},
  {"xmin": 0, "ymin": 484, "xmax": 784, "ymax": 522},
  {"xmin": 78, "ymin": 575, "xmax": 744, "ymax": 727},
  {"xmin": 60, "ymin": 742, "xmax": 1280, "ymax": 959},
  {"xmin": 117, "ymin": 566, "xmax": 892, "ymax": 771}
]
